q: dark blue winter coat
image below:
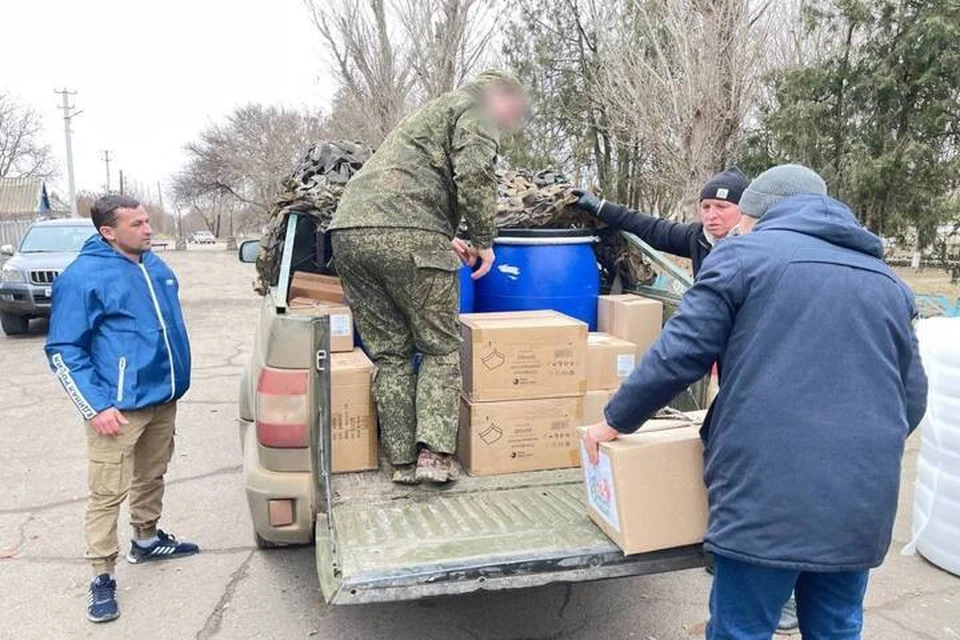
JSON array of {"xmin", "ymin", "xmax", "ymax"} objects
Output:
[
  {"xmin": 604, "ymin": 194, "xmax": 927, "ymax": 571},
  {"xmin": 45, "ymin": 236, "xmax": 191, "ymax": 419}
]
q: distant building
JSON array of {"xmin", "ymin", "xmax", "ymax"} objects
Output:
[
  {"xmin": 0, "ymin": 177, "xmax": 69, "ymax": 220},
  {"xmin": 0, "ymin": 177, "xmax": 70, "ymax": 246}
]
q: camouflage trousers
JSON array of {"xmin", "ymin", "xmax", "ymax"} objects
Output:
[{"xmin": 331, "ymin": 228, "xmax": 462, "ymax": 465}]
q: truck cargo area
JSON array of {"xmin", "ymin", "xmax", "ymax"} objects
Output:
[{"xmin": 316, "ymin": 465, "xmax": 704, "ymax": 604}]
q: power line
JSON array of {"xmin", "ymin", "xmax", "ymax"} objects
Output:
[{"xmin": 54, "ymin": 89, "xmax": 82, "ymax": 217}]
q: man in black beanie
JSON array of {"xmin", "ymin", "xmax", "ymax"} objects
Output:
[{"xmin": 573, "ymin": 166, "xmax": 749, "ymax": 276}]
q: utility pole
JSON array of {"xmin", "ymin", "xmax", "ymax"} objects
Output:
[
  {"xmin": 55, "ymin": 89, "xmax": 82, "ymax": 217},
  {"xmin": 118, "ymin": 169, "xmax": 125, "ymax": 195},
  {"xmin": 101, "ymin": 150, "xmax": 112, "ymax": 192}
]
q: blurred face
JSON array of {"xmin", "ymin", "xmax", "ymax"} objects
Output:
[
  {"xmin": 101, "ymin": 206, "xmax": 152, "ymax": 258},
  {"xmin": 699, "ymin": 199, "xmax": 742, "ymax": 239},
  {"xmin": 485, "ymin": 86, "xmax": 528, "ymax": 133}
]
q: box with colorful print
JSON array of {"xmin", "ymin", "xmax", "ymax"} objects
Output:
[{"xmin": 580, "ymin": 424, "xmax": 707, "ymax": 555}]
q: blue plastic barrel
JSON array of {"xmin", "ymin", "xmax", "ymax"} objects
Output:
[
  {"xmin": 459, "ymin": 264, "xmax": 475, "ymax": 314},
  {"xmin": 475, "ymin": 229, "xmax": 600, "ymax": 329}
]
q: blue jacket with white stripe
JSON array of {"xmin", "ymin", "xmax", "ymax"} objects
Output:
[{"xmin": 45, "ymin": 236, "xmax": 191, "ymax": 419}]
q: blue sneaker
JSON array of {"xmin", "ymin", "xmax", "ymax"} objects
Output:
[
  {"xmin": 87, "ymin": 574, "xmax": 119, "ymax": 623},
  {"xmin": 126, "ymin": 529, "xmax": 199, "ymax": 564}
]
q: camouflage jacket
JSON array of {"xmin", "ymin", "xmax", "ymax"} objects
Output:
[{"xmin": 329, "ymin": 82, "xmax": 500, "ymax": 248}]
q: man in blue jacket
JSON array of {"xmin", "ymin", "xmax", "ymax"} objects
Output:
[
  {"xmin": 573, "ymin": 166, "xmax": 750, "ymax": 276},
  {"xmin": 45, "ymin": 195, "xmax": 198, "ymax": 624},
  {"xmin": 579, "ymin": 167, "xmax": 805, "ymax": 632},
  {"xmin": 583, "ymin": 165, "xmax": 927, "ymax": 639}
]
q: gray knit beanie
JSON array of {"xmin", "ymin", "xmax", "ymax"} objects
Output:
[{"xmin": 740, "ymin": 164, "xmax": 828, "ymax": 219}]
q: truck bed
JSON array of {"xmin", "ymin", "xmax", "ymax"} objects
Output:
[{"xmin": 316, "ymin": 466, "xmax": 703, "ymax": 604}]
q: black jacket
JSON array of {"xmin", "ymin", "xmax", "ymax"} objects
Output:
[{"xmin": 600, "ymin": 201, "xmax": 712, "ymax": 275}]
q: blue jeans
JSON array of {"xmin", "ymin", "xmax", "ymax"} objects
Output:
[{"xmin": 707, "ymin": 554, "xmax": 869, "ymax": 639}]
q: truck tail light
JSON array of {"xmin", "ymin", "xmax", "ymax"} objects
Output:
[{"xmin": 256, "ymin": 367, "xmax": 309, "ymax": 448}]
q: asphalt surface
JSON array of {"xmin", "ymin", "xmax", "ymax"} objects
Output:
[{"xmin": 1, "ymin": 246, "xmax": 957, "ymax": 640}]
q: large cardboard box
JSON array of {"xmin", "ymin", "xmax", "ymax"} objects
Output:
[
  {"xmin": 331, "ymin": 349, "xmax": 378, "ymax": 473},
  {"xmin": 581, "ymin": 390, "xmax": 611, "ymax": 426},
  {"xmin": 587, "ymin": 333, "xmax": 637, "ymax": 391},
  {"xmin": 460, "ymin": 310, "xmax": 587, "ymax": 402},
  {"xmin": 459, "ymin": 395, "xmax": 583, "ymax": 476},
  {"xmin": 597, "ymin": 295, "xmax": 663, "ymax": 356},
  {"xmin": 580, "ymin": 424, "xmax": 708, "ymax": 555},
  {"xmin": 288, "ymin": 300, "xmax": 354, "ymax": 353},
  {"xmin": 290, "ymin": 272, "xmax": 345, "ymax": 304}
]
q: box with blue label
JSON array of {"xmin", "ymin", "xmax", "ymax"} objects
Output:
[
  {"xmin": 580, "ymin": 423, "xmax": 707, "ymax": 555},
  {"xmin": 587, "ymin": 333, "xmax": 637, "ymax": 391}
]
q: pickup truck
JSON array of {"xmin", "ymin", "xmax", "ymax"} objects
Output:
[{"xmin": 237, "ymin": 211, "xmax": 706, "ymax": 604}]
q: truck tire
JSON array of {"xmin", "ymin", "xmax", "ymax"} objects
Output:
[{"xmin": 1, "ymin": 313, "xmax": 29, "ymax": 336}]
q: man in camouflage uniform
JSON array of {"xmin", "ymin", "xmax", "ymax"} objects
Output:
[{"xmin": 330, "ymin": 70, "xmax": 527, "ymax": 484}]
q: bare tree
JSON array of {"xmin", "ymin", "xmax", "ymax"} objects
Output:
[
  {"xmin": 180, "ymin": 191, "xmax": 245, "ymax": 238},
  {"xmin": 305, "ymin": 0, "xmax": 415, "ymax": 145},
  {"xmin": 0, "ymin": 92, "xmax": 56, "ymax": 179},
  {"xmin": 595, "ymin": 0, "xmax": 776, "ymax": 218},
  {"xmin": 173, "ymin": 103, "xmax": 327, "ymax": 221},
  {"xmin": 306, "ymin": 0, "xmax": 501, "ymax": 144},
  {"xmin": 397, "ymin": 0, "xmax": 500, "ymax": 101}
]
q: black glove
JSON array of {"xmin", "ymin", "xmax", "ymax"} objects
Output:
[{"xmin": 572, "ymin": 189, "xmax": 603, "ymax": 216}]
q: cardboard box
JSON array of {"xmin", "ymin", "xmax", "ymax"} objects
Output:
[
  {"xmin": 288, "ymin": 300, "xmax": 354, "ymax": 353},
  {"xmin": 290, "ymin": 272, "xmax": 345, "ymax": 304},
  {"xmin": 597, "ymin": 295, "xmax": 663, "ymax": 356},
  {"xmin": 331, "ymin": 349, "xmax": 378, "ymax": 473},
  {"xmin": 460, "ymin": 310, "xmax": 587, "ymax": 402},
  {"xmin": 587, "ymin": 333, "xmax": 637, "ymax": 391},
  {"xmin": 580, "ymin": 424, "xmax": 707, "ymax": 555},
  {"xmin": 459, "ymin": 395, "xmax": 583, "ymax": 476},
  {"xmin": 581, "ymin": 390, "xmax": 611, "ymax": 426}
]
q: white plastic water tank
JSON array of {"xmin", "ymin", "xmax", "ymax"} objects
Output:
[{"xmin": 903, "ymin": 317, "xmax": 960, "ymax": 575}]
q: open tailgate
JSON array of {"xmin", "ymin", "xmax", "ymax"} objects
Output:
[{"xmin": 315, "ymin": 467, "xmax": 702, "ymax": 604}]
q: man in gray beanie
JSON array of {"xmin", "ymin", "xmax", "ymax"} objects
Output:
[
  {"xmin": 583, "ymin": 163, "xmax": 926, "ymax": 638},
  {"xmin": 737, "ymin": 163, "xmax": 828, "ymax": 232}
]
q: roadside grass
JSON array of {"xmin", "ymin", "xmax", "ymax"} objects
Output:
[{"xmin": 894, "ymin": 266, "xmax": 960, "ymax": 299}]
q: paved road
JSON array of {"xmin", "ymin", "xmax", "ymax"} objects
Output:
[{"xmin": 1, "ymin": 249, "xmax": 957, "ymax": 639}]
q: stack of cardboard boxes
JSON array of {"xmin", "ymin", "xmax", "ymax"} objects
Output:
[
  {"xmin": 288, "ymin": 270, "xmax": 705, "ymax": 556},
  {"xmin": 458, "ymin": 311, "xmax": 588, "ymax": 475},
  {"xmin": 289, "ymin": 271, "xmax": 378, "ymax": 474},
  {"xmin": 581, "ymin": 294, "xmax": 664, "ymax": 425},
  {"xmin": 456, "ymin": 296, "xmax": 668, "ymax": 477}
]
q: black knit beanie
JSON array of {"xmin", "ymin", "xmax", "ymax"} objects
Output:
[{"xmin": 700, "ymin": 166, "xmax": 749, "ymax": 204}]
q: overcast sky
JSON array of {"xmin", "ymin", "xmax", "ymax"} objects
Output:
[{"xmin": 4, "ymin": 0, "xmax": 335, "ymax": 202}]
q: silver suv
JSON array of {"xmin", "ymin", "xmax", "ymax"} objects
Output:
[{"xmin": 0, "ymin": 218, "xmax": 95, "ymax": 335}]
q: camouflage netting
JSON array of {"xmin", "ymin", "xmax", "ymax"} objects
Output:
[
  {"xmin": 254, "ymin": 141, "xmax": 370, "ymax": 294},
  {"xmin": 254, "ymin": 141, "xmax": 654, "ymax": 295}
]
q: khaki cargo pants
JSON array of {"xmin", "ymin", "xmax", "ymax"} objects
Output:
[{"xmin": 85, "ymin": 402, "xmax": 177, "ymax": 575}]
